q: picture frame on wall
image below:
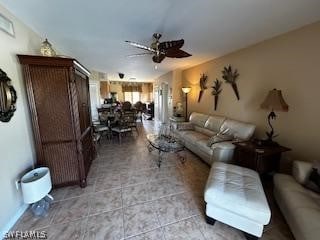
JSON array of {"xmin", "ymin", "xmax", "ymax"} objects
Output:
[{"xmin": 0, "ymin": 13, "xmax": 15, "ymax": 37}]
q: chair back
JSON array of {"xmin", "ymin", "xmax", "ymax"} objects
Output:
[
  {"xmin": 134, "ymin": 101, "xmax": 143, "ymax": 111},
  {"xmin": 122, "ymin": 101, "xmax": 132, "ymax": 111},
  {"xmin": 122, "ymin": 111, "xmax": 137, "ymax": 127}
]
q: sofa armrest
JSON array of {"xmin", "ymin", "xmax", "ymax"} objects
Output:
[
  {"xmin": 292, "ymin": 161, "xmax": 313, "ymax": 185},
  {"xmin": 210, "ymin": 141, "xmax": 235, "ymax": 163},
  {"xmin": 175, "ymin": 122, "xmax": 194, "ymax": 131},
  {"xmin": 211, "ymin": 141, "xmax": 235, "ymax": 150}
]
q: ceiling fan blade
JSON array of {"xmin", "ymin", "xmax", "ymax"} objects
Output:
[
  {"xmin": 152, "ymin": 54, "xmax": 166, "ymax": 63},
  {"xmin": 125, "ymin": 40, "xmax": 156, "ymax": 53},
  {"xmin": 127, "ymin": 52, "xmax": 153, "ymax": 58},
  {"xmin": 159, "ymin": 39, "xmax": 184, "ymax": 50},
  {"xmin": 165, "ymin": 48, "xmax": 192, "ymax": 58}
]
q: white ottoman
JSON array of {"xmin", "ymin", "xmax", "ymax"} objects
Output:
[{"xmin": 204, "ymin": 162, "xmax": 271, "ymax": 240}]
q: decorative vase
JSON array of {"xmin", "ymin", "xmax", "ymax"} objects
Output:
[{"xmin": 40, "ymin": 39, "xmax": 56, "ymax": 57}]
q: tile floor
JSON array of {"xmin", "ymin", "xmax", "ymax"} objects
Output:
[{"xmin": 12, "ymin": 121, "xmax": 294, "ymax": 240}]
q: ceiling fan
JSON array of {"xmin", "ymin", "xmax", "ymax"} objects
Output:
[{"xmin": 125, "ymin": 33, "xmax": 192, "ymax": 63}]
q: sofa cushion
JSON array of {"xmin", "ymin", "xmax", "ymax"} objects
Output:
[
  {"xmin": 197, "ymin": 139, "xmax": 214, "ymax": 156},
  {"xmin": 274, "ymin": 174, "xmax": 320, "ymax": 202},
  {"xmin": 194, "ymin": 126, "xmax": 217, "ymax": 137},
  {"xmin": 204, "ymin": 115, "xmax": 226, "ymax": 132},
  {"xmin": 189, "ymin": 112, "xmax": 209, "ymax": 128},
  {"xmin": 205, "ymin": 162, "xmax": 271, "ymax": 225},
  {"xmin": 176, "ymin": 122, "xmax": 194, "ymax": 131},
  {"xmin": 183, "ymin": 131, "xmax": 209, "ymax": 143},
  {"xmin": 220, "ymin": 119, "xmax": 255, "ymax": 140},
  {"xmin": 274, "ymin": 174, "xmax": 320, "ymax": 240}
]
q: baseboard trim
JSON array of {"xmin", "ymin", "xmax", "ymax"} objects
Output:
[{"xmin": 0, "ymin": 204, "xmax": 28, "ymax": 239}]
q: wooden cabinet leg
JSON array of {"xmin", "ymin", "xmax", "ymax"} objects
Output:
[{"xmin": 80, "ymin": 178, "xmax": 87, "ymax": 188}]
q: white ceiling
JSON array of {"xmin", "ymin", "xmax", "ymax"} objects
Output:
[{"xmin": 1, "ymin": 0, "xmax": 320, "ymax": 82}]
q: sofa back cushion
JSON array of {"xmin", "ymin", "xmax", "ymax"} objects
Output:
[
  {"xmin": 292, "ymin": 161, "xmax": 313, "ymax": 184},
  {"xmin": 204, "ymin": 115, "xmax": 226, "ymax": 132},
  {"xmin": 189, "ymin": 112, "xmax": 209, "ymax": 128},
  {"xmin": 220, "ymin": 119, "xmax": 255, "ymax": 140}
]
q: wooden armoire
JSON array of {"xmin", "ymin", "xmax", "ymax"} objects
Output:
[{"xmin": 18, "ymin": 55, "xmax": 96, "ymax": 188}]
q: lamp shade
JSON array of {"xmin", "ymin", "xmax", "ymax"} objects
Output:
[
  {"xmin": 261, "ymin": 89, "xmax": 289, "ymax": 112},
  {"xmin": 182, "ymin": 87, "xmax": 191, "ymax": 94},
  {"xmin": 21, "ymin": 167, "xmax": 52, "ymax": 204}
]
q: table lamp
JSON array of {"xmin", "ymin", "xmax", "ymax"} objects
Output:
[
  {"xmin": 21, "ymin": 167, "xmax": 53, "ymax": 216},
  {"xmin": 260, "ymin": 89, "xmax": 289, "ymax": 145},
  {"xmin": 182, "ymin": 87, "xmax": 191, "ymax": 120}
]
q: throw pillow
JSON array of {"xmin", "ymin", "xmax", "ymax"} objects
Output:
[
  {"xmin": 313, "ymin": 161, "xmax": 320, "ymax": 173},
  {"xmin": 177, "ymin": 123, "xmax": 194, "ymax": 131},
  {"xmin": 304, "ymin": 168, "xmax": 320, "ymax": 193},
  {"xmin": 207, "ymin": 129, "xmax": 233, "ymax": 147}
]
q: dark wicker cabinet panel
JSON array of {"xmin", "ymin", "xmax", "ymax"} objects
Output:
[
  {"xmin": 28, "ymin": 66, "xmax": 74, "ymax": 143},
  {"xmin": 18, "ymin": 55, "xmax": 95, "ymax": 187}
]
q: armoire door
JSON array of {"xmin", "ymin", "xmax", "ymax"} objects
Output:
[
  {"xmin": 27, "ymin": 65, "xmax": 79, "ymax": 185},
  {"xmin": 75, "ymin": 71, "xmax": 91, "ymax": 133},
  {"xmin": 74, "ymin": 70, "xmax": 95, "ymax": 175}
]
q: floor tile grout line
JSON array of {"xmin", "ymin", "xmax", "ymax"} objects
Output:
[
  {"xmin": 123, "ymin": 226, "xmax": 162, "ymax": 239},
  {"xmin": 80, "ymin": 215, "xmax": 89, "ymax": 240},
  {"xmin": 120, "ymin": 178, "xmax": 126, "ymax": 239},
  {"xmin": 36, "ymin": 215, "xmax": 88, "ymax": 231},
  {"xmin": 48, "ymin": 199, "xmax": 61, "ymax": 226},
  {"xmin": 191, "ymin": 216, "xmax": 208, "ymax": 240},
  {"xmin": 123, "ymin": 190, "xmax": 188, "ymax": 208},
  {"xmin": 151, "ymin": 192, "xmax": 167, "ymax": 240}
]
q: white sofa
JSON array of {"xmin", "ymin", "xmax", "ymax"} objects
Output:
[
  {"xmin": 174, "ymin": 112, "xmax": 256, "ymax": 165},
  {"xmin": 274, "ymin": 161, "xmax": 320, "ymax": 240}
]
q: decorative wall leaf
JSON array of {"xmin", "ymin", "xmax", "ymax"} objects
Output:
[
  {"xmin": 222, "ymin": 65, "xmax": 240, "ymax": 100},
  {"xmin": 198, "ymin": 73, "xmax": 208, "ymax": 102},
  {"xmin": 211, "ymin": 79, "xmax": 222, "ymax": 110}
]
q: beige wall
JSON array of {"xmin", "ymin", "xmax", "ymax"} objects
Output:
[
  {"xmin": 182, "ymin": 21, "xmax": 320, "ymax": 163},
  {"xmin": 109, "ymin": 83, "xmax": 124, "ymax": 102},
  {"xmin": 0, "ymin": 5, "xmax": 42, "ymax": 236}
]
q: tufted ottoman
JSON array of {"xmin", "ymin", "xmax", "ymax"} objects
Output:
[{"xmin": 204, "ymin": 162, "xmax": 271, "ymax": 240}]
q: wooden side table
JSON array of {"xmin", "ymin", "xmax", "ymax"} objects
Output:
[{"xmin": 233, "ymin": 141, "xmax": 291, "ymax": 175}]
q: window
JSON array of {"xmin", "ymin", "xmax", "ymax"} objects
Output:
[
  {"xmin": 132, "ymin": 92, "xmax": 140, "ymax": 103},
  {"xmin": 124, "ymin": 91, "xmax": 140, "ymax": 103}
]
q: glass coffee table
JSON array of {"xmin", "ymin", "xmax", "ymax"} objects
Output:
[{"xmin": 146, "ymin": 133, "xmax": 186, "ymax": 167}]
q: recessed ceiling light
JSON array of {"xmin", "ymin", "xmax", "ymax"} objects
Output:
[{"xmin": 129, "ymin": 77, "xmax": 136, "ymax": 80}]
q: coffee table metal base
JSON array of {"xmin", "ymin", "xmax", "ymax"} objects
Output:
[{"xmin": 147, "ymin": 142, "xmax": 186, "ymax": 167}]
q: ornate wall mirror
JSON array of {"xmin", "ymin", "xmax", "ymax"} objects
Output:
[{"xmin": 0, "ymin": 68, "xmax": 17, "ymax": 122}]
